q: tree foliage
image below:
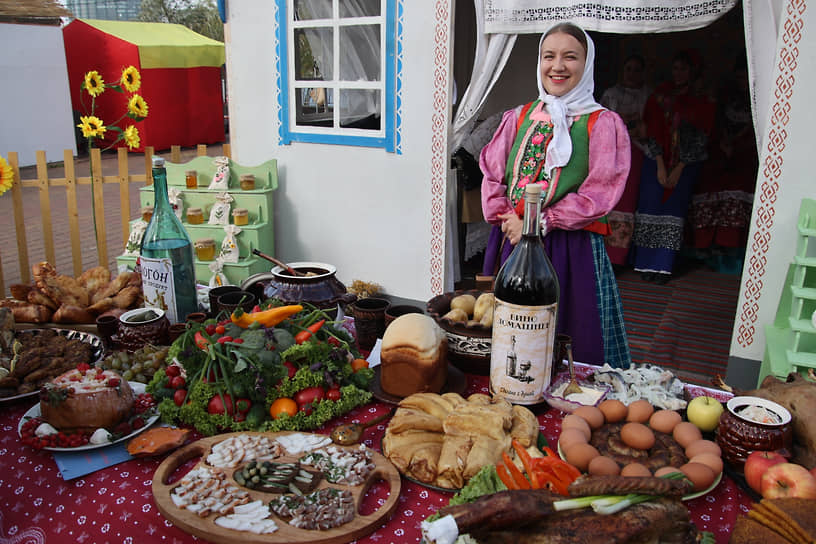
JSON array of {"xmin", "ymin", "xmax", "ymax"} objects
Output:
[{"xmin": 139, "ymin": 0, "xmax": 224, "ymax": 42}]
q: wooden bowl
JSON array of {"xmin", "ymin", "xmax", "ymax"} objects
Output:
[
  {"xmin": 426, "ymin": 289, "xmax": 491, "ymax": 375},
  {"xmin": 715, "ymin": 395, "xmax": 793, "ymax": 470}
]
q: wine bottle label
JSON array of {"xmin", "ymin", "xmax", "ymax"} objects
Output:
[
  {"xmin": 489, "ymin": 297, "xmax": 557, "ymax": 404},
  {"xmin": 139, "ymin": 256, "xmax": 179, "ymax": 323}
]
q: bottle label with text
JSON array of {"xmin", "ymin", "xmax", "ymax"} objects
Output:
[
  {"xmin": 489, "ymin": 298, "xmax": 557, "ymax": 404},
  {"xmin": 139, "ymin": 256, "xmax": 178, "ymax": 323}
]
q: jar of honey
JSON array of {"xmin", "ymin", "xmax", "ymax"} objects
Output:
[
  {"xmin": 186, "ymin": 207, "xmax": 204, "ymax": 225},
  {"xmin": 239, "ymin": 174, "xmax": 256, "ymax": 191},
  {"xmin": 141, "ymin": 206, "xmax": 154, "ymax": 222},
  {"xmin": 185, "ymin": 170, "xmax": 198, "ymax": 189},
  {"xmin": 194, "ymin": 238, "xmax": 216, "ymax": 261},
  {"xmin": 232, "ymin": 208, "xmax": 249, "ymax": 226}
]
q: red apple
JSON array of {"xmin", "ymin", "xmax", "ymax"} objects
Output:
[
  {"xmin": 760, "ymin": 463, "xmax": 816, "ymax": 499},
  {"xmin": 744, "ymin": 450, "xmax": 787, "ymax": 494}
]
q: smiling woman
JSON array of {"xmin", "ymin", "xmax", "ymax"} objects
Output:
[{"xmin": 479, "ymin": 21, "xmax": 633, "ymax": 370}]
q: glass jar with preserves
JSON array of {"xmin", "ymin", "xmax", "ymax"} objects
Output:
[
  {"xmin": 232, "ymin": 208, "xmax": 249, "ymax": 226},
  {"xmin": 141, "ymin": 206, "xmax": 154, "ymax": 222},
  {"xmin": 239, "ymin": 174, "xmax": 256, "ymax": 191},
  {"xmin": 194, "ymin": 238, "xmax": 216, "ymax": 261},
  {"xmin": 185, "ymin": 170, "xmax": 198, "ymax": 189},
  {"xmin": 186, "ymin": 207, "xmax": 204, "ymax": 225}
]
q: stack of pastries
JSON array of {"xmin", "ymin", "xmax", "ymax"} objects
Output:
[{"xmin": 382, "ymin": 392, "xmax": 538, "ymax": 489}]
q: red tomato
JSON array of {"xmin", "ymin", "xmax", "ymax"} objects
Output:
[
  {"xmin": 165, "ymin": 365, "xmax": 181, "ymax": 378},
  {"xmin": 216, "ymin": 336, "xmax": 233, "ymax": 344},
  {"xmin": 233, "ymin": 338, "xmax": 244, "ymax": 344},
  {"xmin": 294, "ymin": 386, "xmax": 325, "ymax": 408},
  {"xmin": 169, "ymin": 376, "xmax": 186, "ymax": 389},
  {"xmin": 283, "ymin": 361, "xmax": 297, "ymax": 379},
  {"xmin": 205, "ymin": 324, "xmax": 217, "ymax": 335},
  {"xmin": 173, "ymin": 389, "xmax": 187, "ymax": 406},
  {"xmin": 326, "ymin": 387, "xmax": 341, "ymax": 402},
  {"xmin": 215, "ymin": 325, "xmax": 226, "ymax": 335}
]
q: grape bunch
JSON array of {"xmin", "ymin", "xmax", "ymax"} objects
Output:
[{"xmin": 99, "ymin": 345, "xmax": 170, "ymax": 384}]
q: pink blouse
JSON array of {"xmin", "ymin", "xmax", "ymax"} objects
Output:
[{"xmin": 480, "ymin": 106, "xmax": 631, "ymax": 233}]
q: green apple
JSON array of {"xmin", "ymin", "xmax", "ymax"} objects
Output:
[{"xmin": 686, "ymin": 396, "xmax": 724, "ymax": 432}]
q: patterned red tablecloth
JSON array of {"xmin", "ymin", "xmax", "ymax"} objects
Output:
[{"xmin": 0, "ymin": 370, "xmax": 751, "ymax": 544}]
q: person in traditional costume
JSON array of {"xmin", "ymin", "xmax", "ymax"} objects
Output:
[
  {"xmin": 630, "ymin": 50, "xmax": 716, "ymax": 284},
  {"xmin": 600, "ymin": 54, "xmax": 652, "ymax": 268},
  {"xmin": 479, "ymin": 21, "xmax": 632, "ymax": 368}
]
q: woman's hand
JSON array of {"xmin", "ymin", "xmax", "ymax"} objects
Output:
[
  {"xmin": 498, "ymin": 211, "xmax": 523, "ymax": 245},
  {"xmin": 666, "ymin": 162, "xmax": 684, "ymax": 188},
  {"xmin": 656, "ymin": 157, "xmax": 668, "ymax": 187}
]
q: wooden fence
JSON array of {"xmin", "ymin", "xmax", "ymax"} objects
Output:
[{"xmin": 1, "ymin": 144, "xmax": 231, "ymax": 296}]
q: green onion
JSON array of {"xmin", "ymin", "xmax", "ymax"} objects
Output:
[{"xmin": 552, "ymin": 472, "xmax": 687, "ymax": 515}]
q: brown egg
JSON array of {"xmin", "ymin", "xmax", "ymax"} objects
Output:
[
  {"xmin": 558, "ymin": 428, "xmax": 589, "ymax": 453},
  {"xmin": 684, "ymin": 439, "xmax": 722, "ymax": 459},
  {"xmin": 626, "ymin": 399, "xmax": 655, "ymax": 423},
  {"xmin": 562, "ymin": 414, "xmax": 592, "ymax": 440},
  {"xmin": 673, "ymin": 422, "xmax": 703, "ymax": 448},
  {"xmin": 620, "ymin": 422, "xmax": 656, "ymax": 450},
  {"xmin": 690, "ymin": 453, "xmax": 723, "ymax": 475},
  {"xmin": 621, "ymin": 463, "xmax": 653, "ymax": 477},
  {"xmin": 573, "ymin": 406, "xmax": 605, "ymax": 430},
  {"xmin": 588, "ymin": 456, "xmax": 621, "ymax": 476},
  {"xmin": 654, "ymin": 466, "xmax": 683, "ymax": 478},
  {"xmin": 564, "ymin": 443, "xmax": 600, "ymax": 472},
  {"xmin": 680, "ymin": 462, "xmax": 717, "ymax": 492},
  {"xmin": 598, "ymin": 399, "xmax": 628, "ymax": 423},
  {"xmin": 649, "ymin": 410, "xmax": 682, "ymax": 434}
]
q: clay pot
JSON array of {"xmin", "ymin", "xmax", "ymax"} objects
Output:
[
  {"xmin": 241, "ymin": 262, "xmax": 357, "ymax": 314},
  {"xmin": 114, "ymin": 308, "xmax": 170, "ymax": 351},
  {"xmin": 384, "ymin": 304, "xmax": 425, "ymax": 329},
  {"xmin": 350, "ymin": 297, "xmax": 391, "ymax": 352},
  {"xmin": 715, "ymin": 395, "xmax": 793, "ymax": 470},
  {"xmin": 208, "ymin": 285, "xmax": 242, "ymax": 316},
  {"xmin": 216, "ymin": 291, "xmax": 257, "ymax": 315}
]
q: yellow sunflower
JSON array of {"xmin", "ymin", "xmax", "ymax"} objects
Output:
[
  {"xmin": 120, "ymin": 66, "xmax": 141, "ymax": 92},
  {"xmin": 127, "ymin": 94, "xmax": 149, "ymax": 119},
  {"xmin": 77, "ymin": 115, "xmax": 107, "ymax": 139},
  {"xmin": 0, "ymin": 155, "xmax": 13, "ymax": 196},
  {"xmin": 83, "ymin": 71, "xmax": 105, "ymax": 97},
  {"xmin": 123, "ymin": 125, "xmax": 141, "ymax": 150}
]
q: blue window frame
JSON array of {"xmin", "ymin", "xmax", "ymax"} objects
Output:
[{"xmin": 276, "ymin": 0, "xmax": 402, "ymax": 153}]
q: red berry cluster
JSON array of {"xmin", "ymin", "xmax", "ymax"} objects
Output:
[
  {"xmin": 20, "ymin": 418, "xmax": 90, "ymax": 450},
  {"xmin": 133, "ymin": 392, "xmax": 156, "ymax": 414}
]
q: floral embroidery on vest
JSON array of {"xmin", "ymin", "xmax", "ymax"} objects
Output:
[{"xmin": 509, "ymin": 122, "xmax": 554, "ymax": 206}]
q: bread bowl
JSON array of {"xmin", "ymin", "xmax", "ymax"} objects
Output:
[{"xmin": 39, "ymin": 367, "xmax": 135, "ymax": 432}]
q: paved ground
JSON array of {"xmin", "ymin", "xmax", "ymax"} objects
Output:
[{"xmin": 1, "ymin": 143, "xmax": 226, "ymax": 294}]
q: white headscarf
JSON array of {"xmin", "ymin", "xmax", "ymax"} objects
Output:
[{"xmin": 535, "ymin": 22, "xmax": 604, "ymax": 178}]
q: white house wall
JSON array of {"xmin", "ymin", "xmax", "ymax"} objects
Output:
[
  {"xmin": 732, "ymin": 0, "xmax": 816, "ymax": 363},
  {"xmin": 224, "ymin": 1, "xmax": 455, "ymax": 302},
  {"xmin": 0, "ymin": 23, "xmax": 76, "ymax": 167}
]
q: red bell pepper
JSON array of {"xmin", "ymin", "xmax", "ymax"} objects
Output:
[
  {"xmin": 294, "ymin": 319, "xmax": 326, "ymax": 344},
  {"xmin": 496, "ymin": 464, "xmax": 516, "ymax": 490},
  {"xmin": 502, "ymin": 452, "xmax": 531, "ymax": 489}
]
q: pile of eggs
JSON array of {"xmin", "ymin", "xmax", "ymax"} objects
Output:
[{"xmin": 559, "ymin": 399, "xmax": 723, "ymax": 493}]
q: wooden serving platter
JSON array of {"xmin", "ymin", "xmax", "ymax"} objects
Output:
[{"xmin": 153, "ymin": 431, "xmax": 402, "ymax": 544}]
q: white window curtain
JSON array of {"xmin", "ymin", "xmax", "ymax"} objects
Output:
[{"xmin": 295, "ymin": 0, "xmax": 381, "ymax": 123}]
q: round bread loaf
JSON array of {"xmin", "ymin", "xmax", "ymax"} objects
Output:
[
  {"xmin": 380, "ymin": 313, "xmax": 447, "ymax": 398},
  {"xmin": 39, "ymin": 368, "xmax": 135, "ymax": 431}
]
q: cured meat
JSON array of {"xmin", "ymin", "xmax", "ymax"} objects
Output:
[
  {"xmin": 474, "ymin": 498, "xmax": 697, "ymax": 544},
  {"xmin": 568, "ymin": 474, "xmax": 692, "ymax": 498},
  {"xmin": 435, "ymin": 489, "xmax": 557, "ymax": 534}
]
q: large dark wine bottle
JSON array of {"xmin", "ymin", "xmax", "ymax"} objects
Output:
[
  {"xmin": 139, "ymin": 156, "xmax": 198, "ymax": 324},
  {"xmin": 490, "ymin": 183, "xmax": 560, "ymax": 404}
]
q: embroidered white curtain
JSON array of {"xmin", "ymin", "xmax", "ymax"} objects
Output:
[{"xmin": 482, "ymin": 0, "xmax": 739, "ymax": 34}]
